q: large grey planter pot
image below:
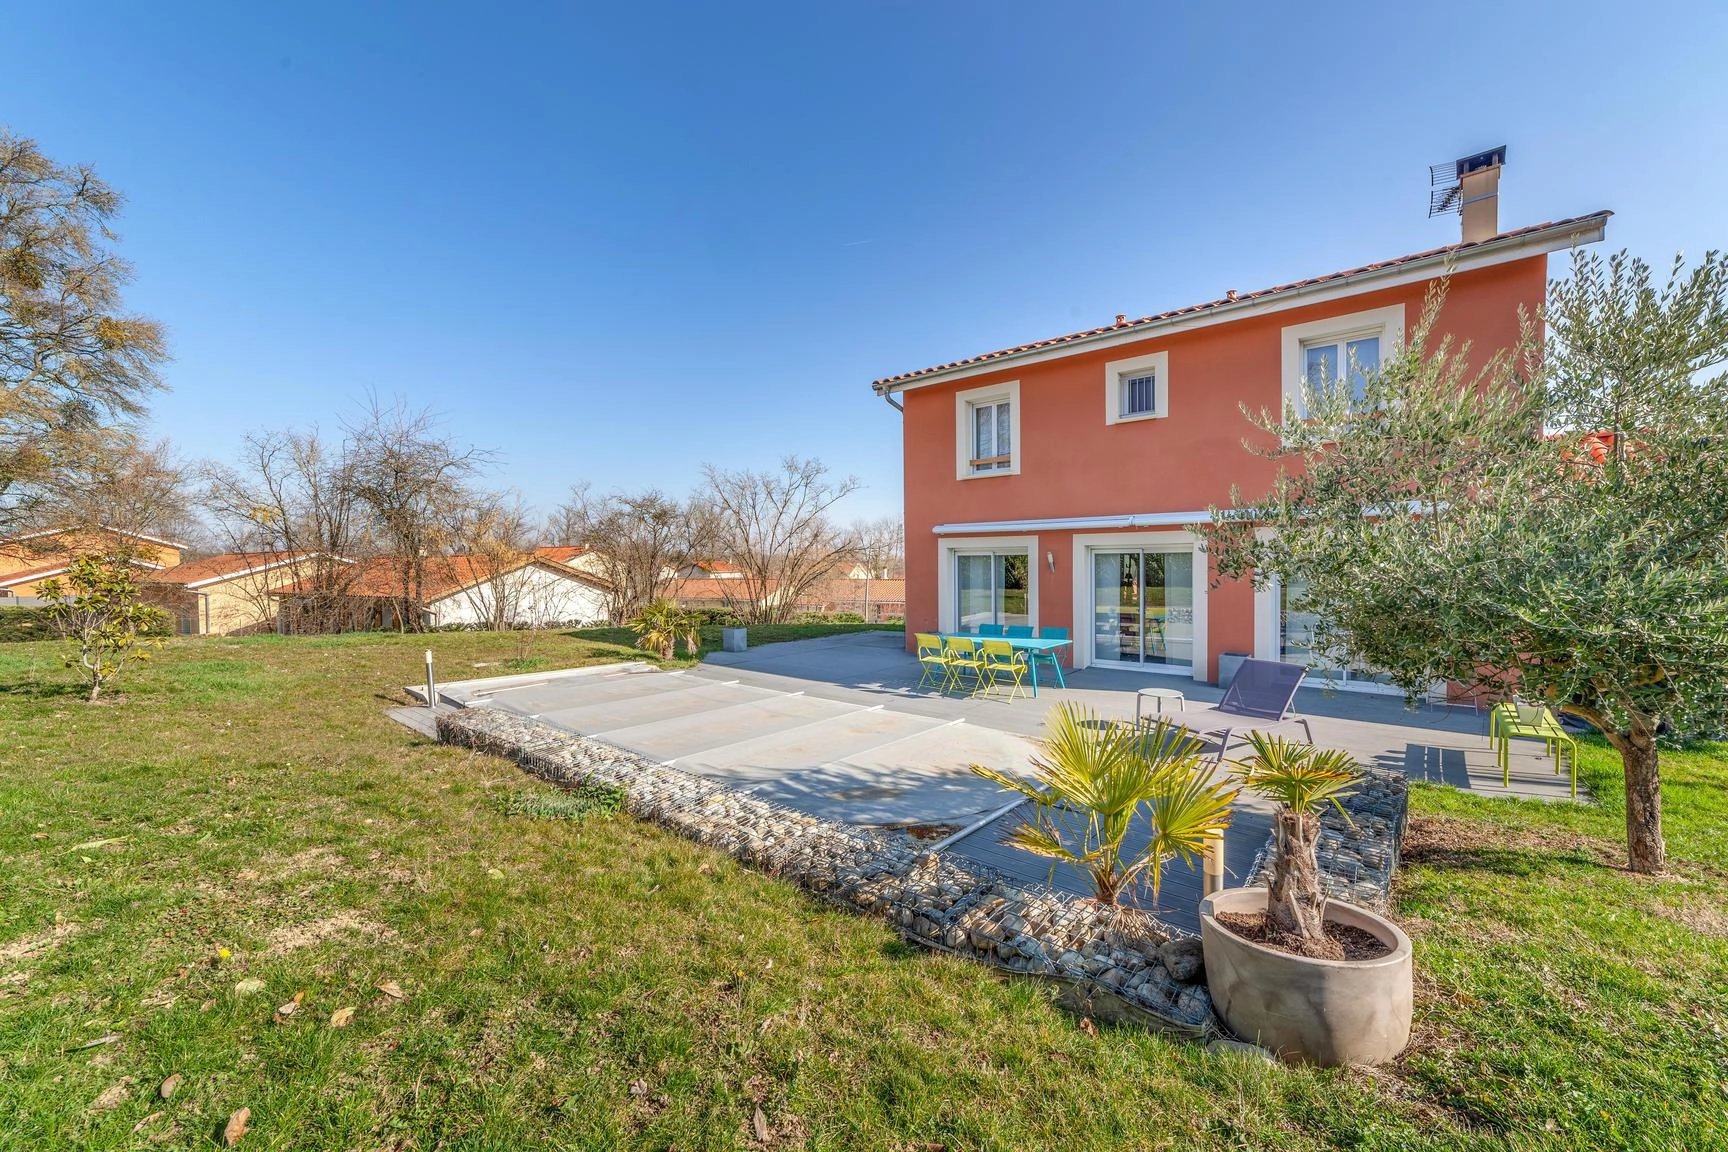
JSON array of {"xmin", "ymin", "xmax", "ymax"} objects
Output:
[
  {"xmin": 721, "ymin": 627, "xmax": 748, "ymax": 653},
  {"xmin": 1199, "ymin": 886, "xmax": 1412, "ymax": 1067}
]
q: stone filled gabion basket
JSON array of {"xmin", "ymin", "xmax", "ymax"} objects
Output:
[{"xmin": 438, "ymin": 706, "xmax": 1219, "ymax": 1036}]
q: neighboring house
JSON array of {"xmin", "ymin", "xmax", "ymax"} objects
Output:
[
  {"xmin": 871, "ymin": 151, "xmax": 1610, "ymax": 690},
  {"xmin": 272, "ymin": 554, "xmax": 611, "ymax": 632},
  {"xmin": 533, "ymin": 545, "xmax": 613, "ymax": 581},
  {"xmin": 0, "ymin": 528, "xmax": 185, "ymax": 603},
  {"xmin": 144, "ymin": 551, "xmax": 319, "ymax": 636}
]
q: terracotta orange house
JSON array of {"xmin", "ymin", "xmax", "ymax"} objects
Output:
[{"xmin": 873, "ymin": 160, "xmax": 1608, "ymax": 691}]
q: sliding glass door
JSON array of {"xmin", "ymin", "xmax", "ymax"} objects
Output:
[
  {"xmin": 954, "ymin": 552, "xmax": 1030, "ymax": 632},
  {"xmin": 1280, "ymin": 578, "xmax": 1397, "ymax": 692},
  {"xmin": 1090, "ymin": 547, "xmax": 1193, "ymax": 671}
]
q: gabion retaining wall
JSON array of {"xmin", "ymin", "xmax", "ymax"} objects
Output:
[
  {"xmin": 1244, "ymin": 766, "xmax": 1410, "ymax": 910},
  {"xmin": 437, "ymin": 706, "xmax": 1220, "ymax": 1036}
]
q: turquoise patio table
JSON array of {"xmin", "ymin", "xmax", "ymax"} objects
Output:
[{"xmin": 937, "ymin": 633, "xmax": 1073, "ymax": 697}]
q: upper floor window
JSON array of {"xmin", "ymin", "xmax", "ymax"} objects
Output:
[
  {"xmin": 1302, "ymin": 334, "xmax": 1380, "ymax": 405},
  {"xmin": 1103, "ymin": 349, "xmax": 1169, "ymax": 425},
  {"xmin": 971, "ymin": 398, "xmax": 1012, "ymax": 471},
  {"xmin": 955, "ymin": 380, "xmax": 1021, "ymax": 479},
  {"xmin": 1280, "ymin": 304, "xmax": 1404, "ymax": 419}
]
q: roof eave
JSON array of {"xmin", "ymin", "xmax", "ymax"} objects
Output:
[{"xmin": 872, "ymin": 213, "xmax": 1610, "ymax": 396}]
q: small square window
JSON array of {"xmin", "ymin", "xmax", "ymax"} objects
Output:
[
  {"xmin": 1121, "ymin": 372, "xmax": 1157, "ymax": 417},
  {"xmin": 1103, "ymin": 350, "xmax": 1168, "ymax": 424}
]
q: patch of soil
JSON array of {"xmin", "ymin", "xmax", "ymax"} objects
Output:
[
  {"xmin": 1400, "ymin": 814, "xmax": 1620, "ymax": 869},
  {"xmin": 1215, "ymin": 910, "xmax": 1392, "ymax": 961},
  {"xmin": 899, "ymin": 823, "xmax": 963, "ymax": 842},
  {"xmin": 264, "ymin": 911, "xmax": 394, "ymax": 955}
]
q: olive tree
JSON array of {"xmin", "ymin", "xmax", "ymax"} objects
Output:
[{"xmin": 1204, "ymin": 251, "xmax": 1728, "ymax": 876}]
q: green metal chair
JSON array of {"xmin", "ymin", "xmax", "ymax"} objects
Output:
[
  {"xmin": 914, "ymin": 632, "xmax": 947, "ymax": 691},
  {"xmin": 941, "ymin": 636, "xmax": 986, "ymax": 694},
  {"xmin": 1033, "ymin": 626, "xmax": 1070, "ymax": 688},
  {"xmin": 976, "ymin": 624, "xmax": 1007, "ymax": 637},
  {"xmin": 1489, "ymin": 701, "xmax": 1578, "ymax": 797},
  {"xmin": 979, "ymin": 638, "xmax": 1028, "ymax": 699},
  {"xmin": 1004, "ymin": 625, "xmax": 1034, "ymax": 639}
]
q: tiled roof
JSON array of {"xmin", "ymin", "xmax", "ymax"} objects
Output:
[
  {"xmin": 147, "ymin": 551, "xmax": 309, "ymax": 587},
  {"xmin": 872, "ymin": 213, "xmax": 1612, "ymax": 389},
  {"xmin": 273, "ymin": 554, "xmax": 606, "ymax": 600},
  {"xmin": 0, "ymin": 562, "xmax": 70, "ymax": 589},
  {"xmin": 533, "ymin": 545, "xmax": 589, "ymax": 564}
]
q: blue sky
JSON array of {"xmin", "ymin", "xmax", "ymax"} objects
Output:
[{"xmin": 5, "ymin": 2, "xmax": 1725, "ymax": 524}]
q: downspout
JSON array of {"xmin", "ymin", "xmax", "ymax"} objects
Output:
[{"xmin": 880, "ymin": 389, "xmax": 903, "ymax": 413}]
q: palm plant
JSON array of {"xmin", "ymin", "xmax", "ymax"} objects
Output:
[
  {"xmin": 1230, "ymin": 732, "xmax": 1360, "ymax": 952},
  {"xmin": 626, "ymin": 599, "xmax": 683, "ymax": 660},
  {"xmin": 972, "ymin": 704, "xmax": 1237, "ymax": 906}
]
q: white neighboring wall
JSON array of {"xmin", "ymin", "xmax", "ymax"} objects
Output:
[{"xmin": 429, "ymin": 564, "xmax": 609, "ymax": 629}]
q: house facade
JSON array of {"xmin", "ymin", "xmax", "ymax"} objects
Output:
[
  {"xmin": 0, "ymin": 528, "xmax": 184, "ymax": 602},
  {"xmin": 874, "ymin": 184, "xmax": 1609, "ymax": 689},
  {"xmin": 273, "ymin": 554, "xmax": 611, "ymax": 632},
  {"xmin": 144, "ymin": 551, "xmax": 315, "ymax": 635}
]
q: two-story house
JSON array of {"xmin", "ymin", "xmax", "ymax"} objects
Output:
[{"xmin": 872, "ymin": 153, "xmax": 1608, "ymax": 690}]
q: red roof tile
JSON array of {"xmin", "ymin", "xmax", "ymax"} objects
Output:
[
  {"xmin": 872, "ymin": 213, "xmax": 1611, "ymax": 389},
  {"xmin": 147, "ymin": 551, "xmax": 311, "ymax": 587}
]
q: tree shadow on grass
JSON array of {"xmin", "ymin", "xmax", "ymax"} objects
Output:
[
  {"xmin": 0, "ymin": 677, "xmax": 90, "ymax": 702},
  {"xmin": 1400, "ymin": 815, "xmax": 1621, "ymax": 879}
]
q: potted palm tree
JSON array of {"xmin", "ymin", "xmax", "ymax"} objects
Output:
[
  {"xmin": 971, "ymin": 705, "xmax": 1236, "ymax": 907},
  {"xmin": 1199, "ymin": 732, "xmax": 1412, "ymax": 1066}
]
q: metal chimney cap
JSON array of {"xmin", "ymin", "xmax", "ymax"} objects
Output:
[{"xmin": 1457, "ymin": 145, "xmax": 1507, "ymax": 177}]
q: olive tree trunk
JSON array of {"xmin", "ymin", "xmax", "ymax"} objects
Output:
[
  {"xmin": 1612, "ymin": 727, "xmax": 1666, "ymax": 875},
  {"xmin": 1266, "ymin": 808, "xmax": 1335, "ymax": 954}
]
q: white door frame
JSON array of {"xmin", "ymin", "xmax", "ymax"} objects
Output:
[
  {"xmin": 936, "ymin": 535, "xmax": 1038, "ymax": 635},
  {"xmin": 1070, "ymin": 529, "xmax": 1207, "ymax": 682},
  {"xmin": 1252, "ymin": 574, "xmax": 1405, "ymax": 695}
]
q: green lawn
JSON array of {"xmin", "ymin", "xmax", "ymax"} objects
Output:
[{"xmin": 0, "ymin": 631, "xmax": 1724, "ymax": 1150}]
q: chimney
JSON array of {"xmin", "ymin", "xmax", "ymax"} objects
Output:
[{"xmin": 1457, "ymin": 146, "xmax": 1506, "ymax": 244}]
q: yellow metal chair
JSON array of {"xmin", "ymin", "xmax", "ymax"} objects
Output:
[
  {"xmin": 914, "ymin": 632, "xmax": 947, "ymax": 691},
  {"xmin": 979, "ymin": 638, "xmax": 1029, "ymax": 700},
  {"xmin": 940, "ymin": 636, "xmax": 985, "ymax": 695}
]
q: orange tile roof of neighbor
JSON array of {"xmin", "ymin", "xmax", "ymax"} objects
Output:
[
  {"xmin": 533, "ymin": 545, "xmax": 590, "ymax": 564},
  {"xmin": 872, "ymin": 213, "xmax": 1612, "ymax": 390},
  {"xmin": 147, "ymin": 552, "xmax": 311, "ymax": 587},
  {"xmin": 273, "ymin": 554, "xmax": 606, "ymax": 600}
]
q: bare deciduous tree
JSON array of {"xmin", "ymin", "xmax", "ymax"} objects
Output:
[
  {"xmin": 550, "ymin": 485, "xmax": 704, "ymax": 623},
  {"xmin": 698, "ymin": 456, "xmax": 860, "ymax": 625},
  {"xmin": 25, "ymin": 431, "xmax": 193, "ymax": 548},
  {"xmin": 345, "ymin": 396, "xmax": 491, "ymax": 632},
  {"xmin": 849, "ymin": 514, "xmax": 903, "ymax": 622},
  {"xmin": 202, "ymin": 426, "xmax": 369, "ymax": 631}
]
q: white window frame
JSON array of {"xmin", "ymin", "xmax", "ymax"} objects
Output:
[
  {"xmin": 954, "ymin": 380, "xmax": 1021, "ymax": 480},
  {"xmin": 936, "ymin": 535, "xmax": 1037, "ymax": 634},
  {"xmin": 1069, "ymin": 529, "xmax": 1208, "ymax": 683},
  {"xmin": 1279, "ymin": 304, "xmax": 1404, "ymax": 419},
  {"xmin": 1103, "ymin": 350, "xmax": 1170, "ymax": 425}
]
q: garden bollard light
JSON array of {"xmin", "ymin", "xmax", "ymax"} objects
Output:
[
  {"xmin": 1204, "ymin": 832, "xmax": 1225, "ymax": 896},
  {"xmin": 425, "ymin": 649, "xmax": 436, "ymax": 710}
]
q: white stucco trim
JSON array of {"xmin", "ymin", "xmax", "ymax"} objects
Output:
[
  {"xmin": 954, "ymin": 379, "xmax": 1021, "ymax": 481},
  {"xmin": 1103, "ymin": 349, "xmax": 1170, "ymax": 425},
  {"xmin": 1279, "ymin": 302, "xmax": 1405, "ymax": 418},
  {"xmin": 933, "ymin": 510, "xmax": 1213, "ymax": 535},
  {"xmin": 1069, "ymin": 529, "xmax": 1207, "ymax": 682},
  {"xmin": 935, "ymin": 534, "xmax": 1038, "ymax": 634}
]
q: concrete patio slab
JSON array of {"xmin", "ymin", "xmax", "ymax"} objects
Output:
[{"xmin": 422, "ymin": 629, "xmax": 1584, "ymax": 841}]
